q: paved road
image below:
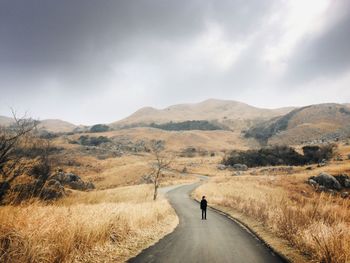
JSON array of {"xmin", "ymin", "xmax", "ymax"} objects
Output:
[{"xmin": 129, "ymin": 183, "xmax": 286, "ymax": 263}]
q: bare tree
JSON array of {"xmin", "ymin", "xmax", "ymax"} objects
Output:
[
  {"xmin": 149, "ymin": 140, "xmax": 171, "ymax": 200},
  {"xmin": 0, "ymin": 111, "xmax": 37, "ymax": 202}
]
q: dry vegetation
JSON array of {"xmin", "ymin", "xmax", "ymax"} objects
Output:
[
  {"xmin": 0, "ymin": 184, "xmax": 178, "ymax": 263},
  {"xmin": 194, "ymin": 152, "xmax": 350, "ymax": 263}
]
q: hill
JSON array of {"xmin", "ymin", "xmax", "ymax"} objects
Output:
[
  {"xmin": 0, "ymin": 116, "xmax": 77, "ymax": 133},
  {"xmin": 110, "ymin": 99, "xmax": 294, "ymax": 130},
  {"xmin": 245, "ymin": 103, "xmax": 350, "ymax": 145},
  {"xmin": 70, "ymin": 127, "xmax": 256, "ymax": 152},
  {"xmin": 37, "ymin": 119, "xmax": 77, "ymax": 133}
]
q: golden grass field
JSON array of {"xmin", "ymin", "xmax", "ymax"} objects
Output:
[
  {"xmin": 194, "ymin": 146, "xmax": 350, "ymax": 263},
  {"xmin": 1, "ymin": 122, "xmax": 350, "ymax": 263},
  {"xmin": 0, "ymin": 185, "xmax": 178, "ymax": 263}
]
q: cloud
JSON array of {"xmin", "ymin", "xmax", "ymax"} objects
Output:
[
  {"xmin": 0, "ymin": 0, "xmax": 349, "ymax": 124},
  {"xmin": 285, "ymin": 1, "xmax": 350, "ymax": 83}
]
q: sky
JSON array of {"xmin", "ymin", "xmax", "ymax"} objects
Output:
[{"xmin": 1, "ymin": 0, "xmax": 350, "ymax": 125}]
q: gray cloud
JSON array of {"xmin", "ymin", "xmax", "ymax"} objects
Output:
[
  {"xmin": 285, "ymin": 2, "xmax": 350, "ymax": 83},
  {"xmin": 0, "ymin": 0, "xmax": 349, "ymax": 124}
]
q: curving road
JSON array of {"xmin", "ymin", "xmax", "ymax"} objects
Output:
[{"xmin": 129, "ymin": 183, "xmax": 286, "ymax": 263}]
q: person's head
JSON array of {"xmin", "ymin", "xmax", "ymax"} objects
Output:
[{"xmin": 202, "ymin": 196, "xmax": 205, "ymax": 200}]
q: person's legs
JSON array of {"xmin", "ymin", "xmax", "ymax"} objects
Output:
[
  {"xmin": 204, "ymin": 209, "xmax": 207, "ymax": 219},
  {"xmin": 201, "ymin": 209, "xmax": 204, "ymax": 219}
]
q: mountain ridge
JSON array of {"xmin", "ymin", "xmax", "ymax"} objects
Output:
[{"xmin": 111, "ymin": 99, "xmax": 296, "ymax": 128}]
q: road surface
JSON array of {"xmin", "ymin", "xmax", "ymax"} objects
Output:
[{"xmin": 129, "ymin": 183, "xmax": 286, "ymax": 263}]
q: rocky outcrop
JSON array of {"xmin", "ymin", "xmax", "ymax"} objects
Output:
[
  {"xmin": 309, "ymin": 172, "xmax": 342, "ymax": 190},
  {"xmin": 51, "ymin": 170, "xmax": 95, "ymax": 191},
  {"xmin": 307, "ymin": 172, "xmax": 350, "ymax": 198},
  {"xmin": 232, "ymin": 164, "xmax": 248, "ymax": 171},
  {"xmin": 334, "ymin": 174, "xmax": 350, "ymax": 188}
]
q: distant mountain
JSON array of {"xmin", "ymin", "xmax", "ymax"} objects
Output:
[
  {"xmin": 37, "ymin": 119, "xmax": 77, "ymax": 133},
  {"xmin": 245, "ymin": 103, "xmax": 350, "ymax": 145},
  {"xmin": 110, "ymin": 99, "xmax": 294, "ymax": 130},
  {"xmin": 0, "ymin": 116, "xmax": 77, "ymax": 133}
]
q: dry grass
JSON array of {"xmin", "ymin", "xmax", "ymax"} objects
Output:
[
  {"xmin": 194, "ymin": 169, "xmax": 350, "ymax": 262},
  {"xmin": 0, "ymin": 185, "xmax": 178, "ymax": 263},
  {"xmin": 64, "ymin": 128, "xmax": 253, "ymax": 152}
]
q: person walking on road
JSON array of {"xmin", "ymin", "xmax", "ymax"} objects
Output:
[{"xmin": 200, "ymin": 196, "xmax": 207, "ymax": 220}]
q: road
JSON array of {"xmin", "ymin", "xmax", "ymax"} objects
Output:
[{"xmin": 128, "ymin": 182, "xmax": 286, "ymax": 263}]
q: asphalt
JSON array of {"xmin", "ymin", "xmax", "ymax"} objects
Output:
[{"xmin": 128, "ymin": 183, "xmax": 286, "ymax": 263}]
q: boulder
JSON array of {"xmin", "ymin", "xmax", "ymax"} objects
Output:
[
  {"xmin": 334, "ymin": 174, "xmax": 350, "ymax": 188},
  {"xmin": 51, "ymin": 171, "xmax": 95, "ymax": 191},
  {"xmin": 217, "ymin": 164, "xmax": 227, "ymax": 170},
  {"xmin": 310, "ymin": 172, "xmax": 342, "ymax": 190},
  {"xmin": 308, "ymin": 179, "xmax": 318, "ymax": 188},
  {"xmin": 317, "ymin": 159, "xmax": 327, "ymax": 167},
  {"xmin": 233, "ymin": 164, "xmax": 248, "ymax": 171},
  {"xmin": 341, "ymin": 192, "xmax": 349, "ymax": 198},
  {"xmin": 346, "ymin": 180, "xmax": 350, "ymax": 188}
]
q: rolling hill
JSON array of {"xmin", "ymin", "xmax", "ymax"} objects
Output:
[
  {"xmin": 2, "ymin": 100, "xmax": 350, "ymax": 147},
  {"xmin": 0, "ymin": 116, "xmax": 77, "ymax": 133},
  {"xmin": 110, "ymin": 99, "xmax": 294, "ymax": 130},
  {"xmin": 245, "ymin": 103, "xmax": 350, "ymax": 145}
]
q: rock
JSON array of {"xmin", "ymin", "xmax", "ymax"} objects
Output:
[
  {"xmin": 345, "ymin": 179, "xmax": 350, "ymax": 188},
  {"xmin": 233, "ymin": 164, "xmax": 248, "ymax": 171},
  {"xmin": 316, "ymin": 185, "xmax": 326, "ymax": 192},
  {"xmin": 217, "ymin": 164, "xmax": 227, "ymax": 170},
  {"xmin": 308, "ymin": 179, "xmax": 318, "ymax": 188},
  {"xmin": 305, "ymin": 166, "xmax": 313, "ymax": 170},
  {"xmin": 317, "ymin": 159, "xmax": 327, "ymax": 167},
  {"xmin": 51, "ymin": 171, "xmax": 95, "ymax": 191},
  {"xmin": 310, "ymin": 172, "xmax": 342, "ymax": 190},
  {"xmin": 232, "ymin": 171, "xmax": 242, "ymax": 176},
  {"xmin": 334, "ymin": 174, "xmax": 350, "ymax": 188},
  {"xmin": 341, "ymin": 192, "xmax": 349, "ymax": 198}
]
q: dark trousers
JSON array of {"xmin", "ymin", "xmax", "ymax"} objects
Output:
[{"xmin": 201, "ymin": 208, "xmax": 206, "ymax": 219}]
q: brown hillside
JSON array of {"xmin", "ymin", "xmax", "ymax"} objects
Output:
[
  {"xmin": 246, "ymin": 103, "xmax": 350, "ymax": 145},
  {"xmin": 37, "ymin": 119, "xmax": 77, "ymax": 133},
  {"xmin": 111, "ymin": 99, "xmax": 294, "ymax": 129},
  {"xmin": 0, "ymin": 116, "xmax": 77, "ymax": 133}
]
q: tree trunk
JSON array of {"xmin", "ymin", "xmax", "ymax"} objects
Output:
[{"xmin": 153, "ymin": 181, "xmax": 158, "ymax": 200}]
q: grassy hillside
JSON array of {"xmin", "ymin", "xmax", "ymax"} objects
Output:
[
  {"xmin": 111, "ymin": 99, "xmax": 293, "ymax": 129},
  {"xmin": 0, "ymin": 116, "xmax": 77, "ymax": 133},
  {"xmin": 245, "ymin": 103, "xmax": 350, "ymax": 145}
]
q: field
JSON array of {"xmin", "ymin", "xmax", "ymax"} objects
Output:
[
  {"xmin": 0, "ymin": 184, "xmax": 178, "ymax": 263},
  {"xmin": 1, "ymin": 123, "xmax": 350, "ymax": 262},
  {"xmin": 194, "ymin": 145, "xmax": 350, "ymax": 263}
]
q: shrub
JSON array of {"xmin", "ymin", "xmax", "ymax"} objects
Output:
[
  {"xmin": 89, "ymin": 124, "xmax": 109, "ymax": 133},
  {"xmin": 223, "ymin": 144, "xmax": 336, "ymax": 167},
  {"xmin": 75, "ymin": 135, "xmax": 111, "ymax": 146},
  {"xmin": 150, "ymin": 120, "xmax": 223, "ymax": 131},
  {"xmin": 302, "ymin": 144, "xmax": 336, "ymax": 163}
]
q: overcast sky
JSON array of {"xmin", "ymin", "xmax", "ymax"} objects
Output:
[{"xmin": 1, "ymin": 0, "xmax": 350, "ymax": 125}]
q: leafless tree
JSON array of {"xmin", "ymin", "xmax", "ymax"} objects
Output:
[
  {"xmin": 149, "ymin": 140, "xmax": 171, "ymax": 200},
  {"xmin": 0, "ymin": 110, "xmax": 37, "ymax": 202}
]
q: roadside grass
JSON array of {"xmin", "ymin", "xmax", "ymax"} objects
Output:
[
  {"xmin": 194, "ymin": 172, "xmax": 350, "ymax": 263},
  {"xmin": 0, "ymin": 184, "xmax": 178, "ymax": 263}
]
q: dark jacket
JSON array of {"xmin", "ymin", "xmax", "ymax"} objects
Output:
[{"xmin": 200, "ymin": 199, "xmax": 207, "ymax": 210}]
